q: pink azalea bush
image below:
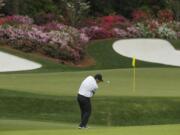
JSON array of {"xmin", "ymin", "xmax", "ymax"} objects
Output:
[
  {"xmin": 80, "ymin": 26, "xmax": 112, "ymax": 40},
  {"xmin": 157, "ymin": 9, "xmax": 174, "ymax": 22},
  {"xmin": 80, "ymin": 14, "xmax": 179, "ymax": 40},
  {"xmin": 112, "ymin": 28, "xmax": 128, "ymax": 38},
  {"xmin": 134, "ymin": 20, "xmax": 178, "ymax": 39},
  {"xmin": 80, "ymin": 15, "xmax": 130, "ymax": 39},
  {"xmin": 131, "ymin": 9, "xmax": 151, "ymax": 22},
  {"xmin": 0, "ymin": 16, "xmax": 89, "ymax": 62},
  {"xmin": 0, "ymin": 16, "xmax": 13, "ymax": 25},
  {"xmin": 98, "ymin": 15, "xmax": 128, "ymax": 29},
  {"xmin": 0, "ymin": 14, "xmax": 179, "ymax": 63},
  {"xmin": 1, "ymin": 15, "xmax": 34, "ymax": 25}
]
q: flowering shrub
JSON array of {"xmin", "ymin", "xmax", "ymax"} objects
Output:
[
  {"xmin": 40, "ymin": 22, "xmax": 65, "ymax": 32},
  {"xmin": 12, "ymin": 15, "xmax": 34, "ymax": 24},
  {"xmin": 157, "ymin": 9, "xmax": 174, "ymax": 22},
  {"xmin": 112, "ymin": 26, "xmax": 141, "ymax": 38},
  {"xmin": 0, "ymin": 16, "xmax": 89, "ymax": 62},
  {"xmin": 132, "ymin": 10, "xmax": 151, "ymax": 22},
  {"xmin": 80, "ymin": 14, "xmax": 179, "ymax": 40},
  {"xmin": 0, "ymin": 15, "xmax": 179, "ymax": 63},
  {"xmin": 98, "ymin": 15, "xmax": 128, "ymax": 29},
  {"xmin": 112, "ymin": 28, "xmax": 128, "ymax": 38},
  {"xmin": 79, "ymin": 33, "xmax": 89, "ymax": 44},
  {"xmin": 148, "ymin": 20, "xmax": 160, "ymax": 31},
  {"xmin": 4, "ymin": 15, "xmax": 34, "ymax": 25},
  {"xmin": 80, "ymin": 15, "xmax": 129, "ymax": 39},
  {"xmin": 0, "ymin": 16, "xmax": 13, "ymax": 25},
  {"xmin": 80, "ymin": 26, "xmax": 112, "ymax": 40},
  {"xmin": 136, "ymin": 23, "xmax": 156, "ymax": 38},
  {"xmin": 0, "ymin": 18, "xmax": 5, "ymax": 25},
  {"xmin": 135, "ymin": 21, "xmax": 178, "ymax": 39},
  {"xmin": 126, "ymin": 26, "xmax": 141, "ymax": 38},
  {"xmin": 165, "ymin": 21, "xmax": 180, "ymax": 32},
  {"xmin": 157, "ymin": 24, "xmax": 177, "ymax": 39}
]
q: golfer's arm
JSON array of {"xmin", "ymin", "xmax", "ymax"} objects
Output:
[
  {"xmin": 92, "ymin": 85, "xmax": 98, "ymax": 95},
  {"xmin": 92, "ymin": 88, "xmax": 97, "ymax": 95},
  {"xmin": 92, "ymin": 91, "xmax": 95, "ymax": 95}
]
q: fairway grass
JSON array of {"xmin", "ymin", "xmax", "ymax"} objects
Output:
[
  {"xmin": 0, "ymin": 120, "xmax": 179, "ymax": 135},
  {"xmin": 0, "ymin": 68, "xmax": 180, "ymax": 97},
  {"xmin": 0, "ymin": 119, "xmax": 75, "ymax": 130}
]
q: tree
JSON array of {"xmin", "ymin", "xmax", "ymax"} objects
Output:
[
  {"xmin": 60, "ymin": 0, "xmax": 90, "ymax": 27},
  {"xmin": 168, "ymin": 0, "xmax": 180, "ymax": 21},
  {"xmin": 0, "ymin": 0, "xmax": 5, "ymax": 16},
  {"xmin": 0, "ymin": 0, "xmax": 5, "ymax": 9},
  {"xmin": 1, "ymin": 0, "xmax": 21, "ymax": 15},
  {"xmin": 2, "ymin": 0, "xmax": 58, "ymax": 17}
]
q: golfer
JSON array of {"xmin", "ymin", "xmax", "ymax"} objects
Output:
[{"xmin": 77, "ymin": 74, "xmax": 103, "ymax": 129}]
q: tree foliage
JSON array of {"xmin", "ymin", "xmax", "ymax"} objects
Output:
[
  {"xmin": 56, "ymin": 0, "xmax": 90, "ymax": 26},
  {"xmin": 0, "ymin": 0, "xmax": 5, "ymax": 9},
  {"xmin": 1, "ymin": 0, "xmax": 179, "ymax": 21},
  {"xmin": 0, "ymin": 0, "xmax": 5, "ymax": 16},
  {"xmin": 2, "ymin": 0, "xmax": 58, "ymax": 16},
  {"xmin": 87, "ymin": 0, "xmax": 172, "ymax": 18},
  {"xmin": 167, "ymin": 0, "xmax": 180, "ymax": 21}
]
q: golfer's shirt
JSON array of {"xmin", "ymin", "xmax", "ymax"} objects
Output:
[{"xmin": 78, "ymin": 76, "xmax": 98, "ymax": 98}]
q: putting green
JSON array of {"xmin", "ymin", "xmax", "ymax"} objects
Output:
[
  {"xmin": 0, "ymin": 120, "xmax": 179, "ymax": 135},
  {"xmin": 0, "ymin": 68, "xmax": 180, "ymax": 97}
]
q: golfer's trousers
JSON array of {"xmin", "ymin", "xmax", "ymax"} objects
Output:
[{"xmin": 77, "ymin": 94, "xmax": 91, "ymax": 127}]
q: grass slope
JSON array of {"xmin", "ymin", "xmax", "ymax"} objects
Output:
[{"xmin": 0, "ymin": 90, "xmax": 180, "ymax": 126}]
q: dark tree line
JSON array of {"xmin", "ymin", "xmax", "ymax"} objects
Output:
[{"xmin": 0, "ymin": 0, "xmax": 179, "ymax": 21}]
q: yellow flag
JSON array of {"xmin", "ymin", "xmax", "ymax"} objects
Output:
[{"xmin": 132, "ymin": 56, "xmax": 136, "ymax": 67}]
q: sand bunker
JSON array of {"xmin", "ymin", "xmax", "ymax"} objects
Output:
[
  {"xmin": 113, "ymin": 39, "xmax": 180, "ymax": 67},
  {"xmin": 0, "ymin": 51, "xmax": 42, "ymax": 72}
]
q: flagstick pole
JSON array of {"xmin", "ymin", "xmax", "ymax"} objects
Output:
[
  {"xmin": 133, "ymin": 66, "xmax": 136, "ymax": 92},
  {"xmin": 132, "ymin": 56, "xmax": 136, "ymax": 93}
]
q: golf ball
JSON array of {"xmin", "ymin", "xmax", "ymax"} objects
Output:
[{"xmin": 106, "ymin": 80, "xmax": 110, "ymax": 84}]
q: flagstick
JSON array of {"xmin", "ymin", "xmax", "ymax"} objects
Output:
[
  {"xmin": 133, "ymin": 66, "xmax": 136, "ymax": 92},
  {"xmin": 132, "ymin": 56, "xmax": 136, "ymax": 92}
]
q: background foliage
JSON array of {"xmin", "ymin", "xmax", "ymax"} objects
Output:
[{"xmin": 1, "ymin": 0, "xmax": 179, "ymax": 20}]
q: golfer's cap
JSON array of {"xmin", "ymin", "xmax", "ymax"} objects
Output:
[{"xmin": 94, "ymin": 74, "xmax": 103, "ymax": 82}]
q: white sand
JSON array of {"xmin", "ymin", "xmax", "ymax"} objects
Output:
[
  {"xmin": 0, "ymin": 51, "xmax": 42, "ymax": 72},
  {"xmin": 113, "ymin": 39, "xmax": 180, "ymax": 67}
]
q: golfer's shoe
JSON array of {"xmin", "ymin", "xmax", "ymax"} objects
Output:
[{"xmin": 78, "ymin": 126, "xmax": 89, "ymax": 129}]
